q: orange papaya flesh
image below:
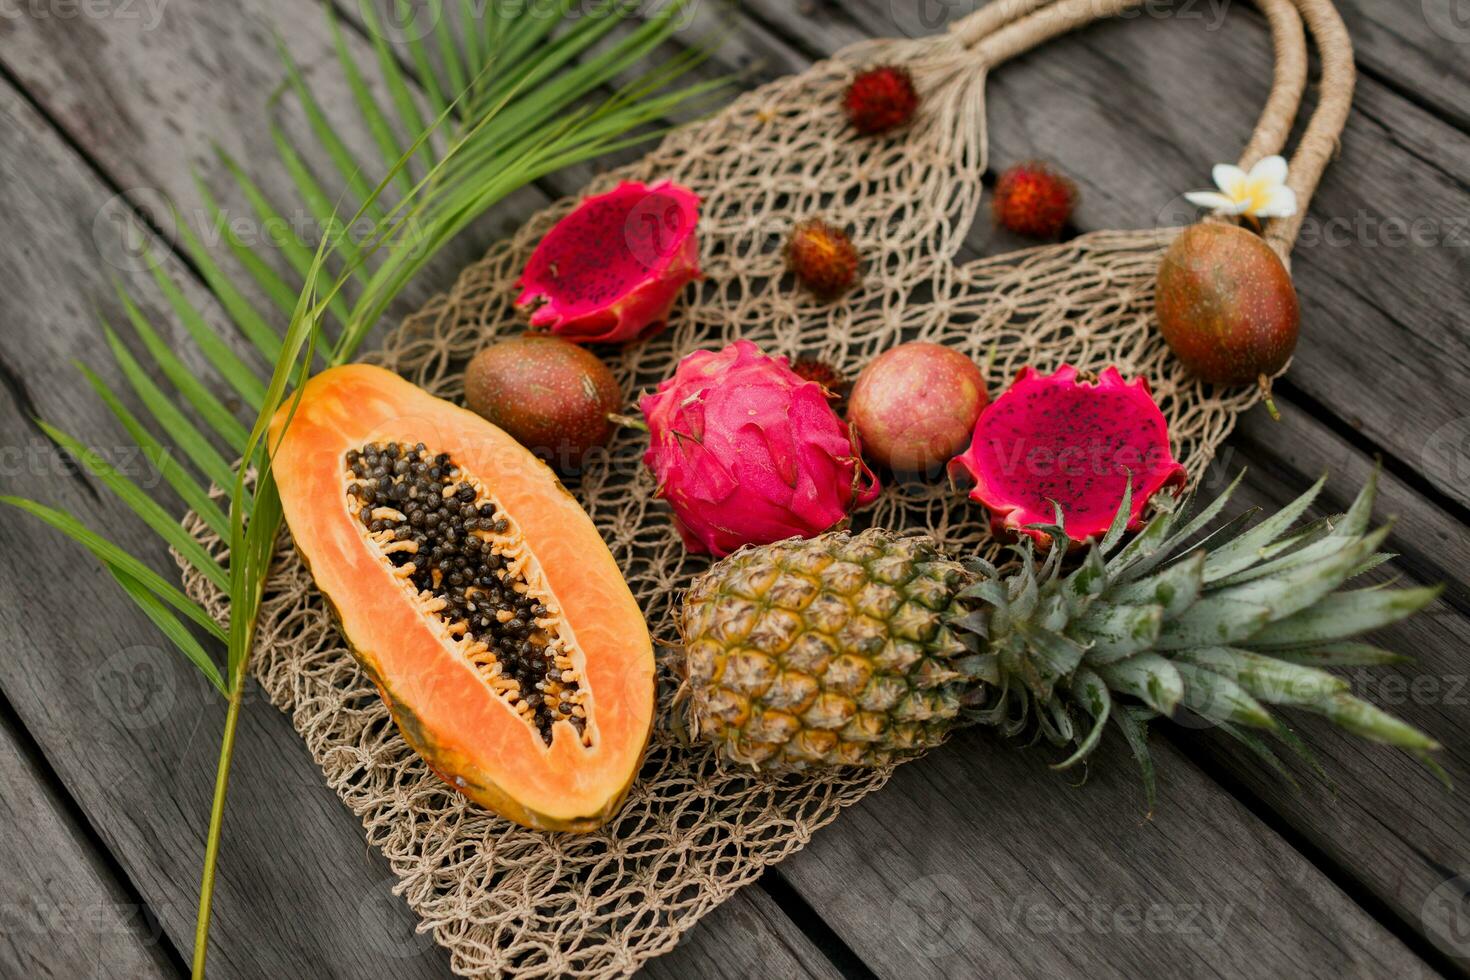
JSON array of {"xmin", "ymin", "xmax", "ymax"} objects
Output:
[{"xmin": 270, "ymin": 364, "xmax": 653, "ymax": 832}]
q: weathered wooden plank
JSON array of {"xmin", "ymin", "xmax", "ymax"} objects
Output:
[
  {"xmin": 768, "ymin": 0, "xmax": 1470, "ymax": 133},
  {"xmin": 0, "ymin": 75, "xmax": 454, "ymax": 977},
  {"xmin": 0, "ymin": 5, "xmax": 839, "ymax": 977},
  {"xmin": 778, "ymin": 715, "xmax": 1434, "ymax": 978},
  {"xmin": 0, "ymin": 0, "xmax": 543, "ymax": 331},
  {"xmin": 1169, "ymin": 398, "xmax": 1470, "ymax": 970},
  {"xmin": 646, "ymin": 882, "xmax": 844, "ymax": 980},
  {"xmin": 1336, "ymin": 0, "xmax": 1470, "ymax": 132},
  {"xmin": 0, "ymin": 704, "xmax": 177, "ymax": 979}
]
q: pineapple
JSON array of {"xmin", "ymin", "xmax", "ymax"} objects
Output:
[{"xmin": 676, "ymin": 471, "xmax": 1444, "ymax": 799}]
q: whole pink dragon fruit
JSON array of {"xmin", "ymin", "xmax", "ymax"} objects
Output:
[
  {"xmin": 515, "ymin": 180, "xmax": 701, "ymax": 345},
  {"xmin": 948, "ymin": 365, "xmax": 1187, "ymax": 546},
  {"xmin": 641, "ymin": 340, "xmax": 880, "ymax": 557}
]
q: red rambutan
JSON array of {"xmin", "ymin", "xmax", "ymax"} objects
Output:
[
  {"xmin": 843, "ymin": 65, "xmax": 919, "ymax": 136},
  {"xmin": 785, "ymin": 219, "xmax": 861, "ymax": 298},
  {"xmin": 992, "ymin": 162, "xmax": 1078, "ymax": 239},
  {"xmin": 791, "ymin": 357, "xmax": 850, "ymax": 400}
]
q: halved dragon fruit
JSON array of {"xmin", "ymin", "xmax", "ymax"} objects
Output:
[
  {"xmin": 948, "ymin": 365, "xmax": 1187, "ymax": 545},
  {"xmin": 515, "ymin": 180, "xmax": 701, "ymax": 345}
]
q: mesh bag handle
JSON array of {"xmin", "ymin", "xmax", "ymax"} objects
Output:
[{"xmin": 948, "ymin": 0, "xmax": 1354, "ymax": 255}]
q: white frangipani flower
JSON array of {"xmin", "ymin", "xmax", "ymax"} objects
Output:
[{"xmin": 1184, "ymin": 155, "xmax": 1298, "ymax": 218}]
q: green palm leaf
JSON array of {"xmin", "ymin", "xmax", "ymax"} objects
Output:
[
  {"xmin": 112, "ymin": 283, "xmax": 250, "ymax": 451},
  {"xmin": 145, "ymin": 259, "xmax": 268, "ymax": 410},
  {"xmin": 0, "ymin": 497, "xmax": 224, "ymax": 642},
  {"xmin": 37, "ymin": 422, "xmax": 229, "ymax": 592},
  {"xmin": 101, "ymin": 323, "xmax": 242, "ymax": 498},
  {"xmin": 110, "ymin": 565, "xmax": 228, "ymax": 696},
  {"xmin": 3, "ymin": 4, "xmax": 718, "ymax": 971},
  {"xmin": 74, "ymin": 362, "xmax": 230, "ymax": 538}
]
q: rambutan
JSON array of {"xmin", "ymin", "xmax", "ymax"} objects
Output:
[
  {"xmin": 785, "ymin": 218, "xmax": 861, "ymax": 298},
  {"xmin": 791, "ymin": 357, "xmax": 850, "ymax": 401},
  {"xmin": 843, "ymin": 65, "xmax": 919, "ymax": 136},
  {"xmin": 992, "ymin": 162, "xmax": 1078, "ymax": 239}
]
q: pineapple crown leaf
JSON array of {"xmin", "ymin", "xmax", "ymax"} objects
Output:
[
  {"xmin": 952, "ymin": 465, "xmax": 1443, "ymax": 792},
  {"xmin": 1050, "ymin": 668, "xmax": 1110, "ymax": 771}
]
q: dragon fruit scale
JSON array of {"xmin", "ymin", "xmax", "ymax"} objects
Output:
[
  {"xmin": 640, "ymin": 340, "xmax": 881, "ymax": 557},
  {"xmin": 948, "ymin": 365, "xmax": 1187, "ymax": 546},
  {"xmin": 515, "ymin": 180, "xmax": 701, "ymax": 345}
]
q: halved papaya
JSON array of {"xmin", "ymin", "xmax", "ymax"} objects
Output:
[{"xmin": 270, "ymin": 364, "xmax": 653, "ymax": 832}]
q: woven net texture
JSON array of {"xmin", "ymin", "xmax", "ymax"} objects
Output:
[{"xmin": 180, "ymin": 32, "xmax": 1258, "ymax": 980}]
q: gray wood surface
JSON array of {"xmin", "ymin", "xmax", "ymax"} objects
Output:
[
  {"xmin": 0, "ymin": 704, "xmax": 175, "ymax": 979},
  {"xmin": 0, "ymin": 0, "xmax": 1466, "ymax": 977}
]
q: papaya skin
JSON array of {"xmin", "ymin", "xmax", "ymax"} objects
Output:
[
  {"xmin": 269, "ymin": 364, "xmax": 654, "ymax": 832},
  {"xmin": 1155, "ymin": 223, "xmax": 1300, "ymax": 385}
]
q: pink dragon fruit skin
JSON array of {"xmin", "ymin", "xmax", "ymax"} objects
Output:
[
  {"xmin": 640, "ymin": 340, "xmax": 881, "ymax": 557},
  {"xmin": 948, "ymin": 365, "xmax": 1187, "ymax": 546},
  {"xmin": 515, "ymin": 180, "xmax": 701, "ymax": 345}
]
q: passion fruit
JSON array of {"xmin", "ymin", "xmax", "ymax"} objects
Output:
[
  {"xmin": 848, "ymin": 342, "xmax": 988, "ymax": 474},
  {"xmin": 463, "ymin": 335, "xmax": 621, "ymax": 471},
  {"xmin": 1156, "ymin": 223, "xmax": 1300, "ymax": 386}
]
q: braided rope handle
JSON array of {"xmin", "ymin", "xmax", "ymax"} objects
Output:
[{"xmin": 946, "ymin": 0, "xmax": 1354, "ymax": 254}]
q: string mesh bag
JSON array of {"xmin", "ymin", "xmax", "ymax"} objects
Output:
[{"xmin": 180, "ymin": 0, "xmax": 1356, "ymax": 975}]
